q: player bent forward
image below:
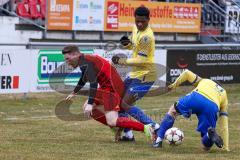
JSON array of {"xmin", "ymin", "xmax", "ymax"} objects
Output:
[
  {"xmin": 62, "ymin": 45, "xmax": 155, "ymax": 141},
  {"xmin": 153, "ymin": 69, "xmax": 229, "ymax": 151}
]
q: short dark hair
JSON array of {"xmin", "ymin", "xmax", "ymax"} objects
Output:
[
  {"xmin": 134, "ymin": 6, "xmax": 150, "ymax": 19},
  {"xmin": 62, "ymin": 45, "xmax": 79, "ymax": 54}
]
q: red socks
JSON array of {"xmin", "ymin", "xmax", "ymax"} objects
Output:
[
  {"xmin": 91, "ymin": 109, "xmax": 144, "ymax": 132},
  {"xmin": 116, "ymin": 117, "xmax": 144, "ymax": 131}
]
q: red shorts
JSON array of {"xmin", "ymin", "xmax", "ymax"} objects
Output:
[{"xmin": 93, "ymin": 88, "xmax": 121, "ymax": 112}]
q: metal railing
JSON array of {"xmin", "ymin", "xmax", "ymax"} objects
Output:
[
  {"xmin": 0, "ymin": 6, "xmax": 46, "ymax": 30},
  {"xmin": 1, "ymin": 42, "xmax": 240, "ymax": 50},
  {"xmin": 211, "ymin": 0, "xmax": 240, "ymax": 41},
  {"xmin": 230, "ymin": 0, "xmax": 240, "ymax": 8},
  {"xmin": 201, "ymin": 0, "xmax": 240, "ymax": 42}
]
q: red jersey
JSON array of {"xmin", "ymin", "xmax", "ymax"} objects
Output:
[{"xmin": 82, "ymin": 54, "xmax": 125, "ymax": 97}]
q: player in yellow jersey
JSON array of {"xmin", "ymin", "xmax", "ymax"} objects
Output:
[
  {"xmin": 152, "ymin": 69, "xmax": 229, "ymax": 151},
  {"xmin": 112, "ymin": 6, "xmax": 159, "ymax": 141}
]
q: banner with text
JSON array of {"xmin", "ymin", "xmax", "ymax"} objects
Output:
[
  {"xmin": 47, "ymin": 0, "xmax": 201, "ymax": 33},
  {"xmin": 104, "ymin": 0, "xmax": 201, "ymax": 33},
  {"xmin": 30, "ymin": 49, "xmax": 94, "ymax": 93},
  {"xmin": 72, "ymin": 0, "xmax": 105, "ymax": 31},
  {"xmin": 47, "ymin": 0, "xmax": 74, "ymax": 30},
  {"xmin": 4, "ymin": 48, "xmax": 240, "ymax": 94},
  {"xmin": 0, "ymin": 49, "xmax": 32, "ymax": 93},
  {"xmin": 167, "ymin": 50, "xmax": 240, "ymax": 84}
]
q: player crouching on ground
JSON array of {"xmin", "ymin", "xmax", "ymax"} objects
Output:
[{"xmin": 153, "ymin": 69, "xmax": 229, "ymax": 151}]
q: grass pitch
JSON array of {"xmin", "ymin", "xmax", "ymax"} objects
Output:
[{"xmin": 0, "ymin": 85, "xmax": 240, "ymax": 160}]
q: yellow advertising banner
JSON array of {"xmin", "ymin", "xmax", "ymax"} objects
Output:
[
  {"xmin": 47, "ymin": 0, "xmax": 73, "ymax": 30},
  {"xmin": 104, "ymin": 0, "xmax": 201, "ymax": 33}
]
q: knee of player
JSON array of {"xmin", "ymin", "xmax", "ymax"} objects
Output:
[
  {"xmin": 106, "ymin": 118, "xmax": 117, "ymax": 127},
  {"xmin": 167, "ymin": 104, "xmax": 178, "ymax": 118}
]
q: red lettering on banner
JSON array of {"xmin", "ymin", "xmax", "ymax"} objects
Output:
[
  {"xmin": 13, "ymin": 76, "xmax": 19, "ymax": 89},
  {"xmin": 104, "ymin": 0, "xmax": 201, "ymax": 33},
  {"xmin": 118, "ymin": 4, "xmax": 174, "ymax": 19},
  {"xmin": 119, "ymin": 3, "xmax": 135, "ymax": 17}
]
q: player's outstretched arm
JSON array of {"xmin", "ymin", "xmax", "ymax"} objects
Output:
[
  {"xmin": 118, "ymin": 57, "xmax": 151, "ymax": 66},
  {"xmin": 73, "ymin": 66, "xmax": 88, "ymax": 93},
  {"xmin": 111, "ymin": 53, "xmax": 151, "ymax": 67},
  {"xmin": 66, "ymin": 65, "xmax": 89, "ymax": 100},
  {"xmin": 218, "ymin": 96, "xmax": 229, "ymax": 151},
  {"xmin": 168, "ymin": 69, "xmax": 201, "ymax": 90},
  {"xmin": 66, "ymin": 76, "xmax": 86, "ymax": 101},
  {"xmin": 118, "ymin": 35, "xmax": 153, "ymax": 66},
  {"xmin": 145, "ymin": 85, "xmax": 170, "ymax": 97}
]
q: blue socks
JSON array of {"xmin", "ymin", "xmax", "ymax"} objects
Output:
[
  {"xmin": 126, "ymin": 106, "xmax": 154, "ymax": 124},
  {"xmin": 157, "ymin": 114, "xmax": 175, "ymax": 139},
  {"xmin": 119, "ymin": 106, "xmax": 155, "ymax": 134},
  {"xmin": 202, "ymin": 133, "xmax": 214, "ymax": 148}
]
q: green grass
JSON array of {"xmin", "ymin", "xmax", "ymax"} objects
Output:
[{"xmin": 0, "ymin": 84, "xmax": 240, "ymax": 160}]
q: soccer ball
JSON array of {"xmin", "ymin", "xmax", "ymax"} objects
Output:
[{"xmin": 164, "ymin": 127, "xmax": 184, "ymax": 145}]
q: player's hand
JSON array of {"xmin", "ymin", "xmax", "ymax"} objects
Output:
[
  {"xmin": 112, "ymin": 54, "xmax": 127, "ymax": 65},
  {"xmin": 120, "ymin": 35, "xmax": 131, "ymax": 46},
  {"xmin": 66, "ymin": 92, "xmax": 76, "ymax": 101},
  {"xmin": 112, "ymin": 55, "xmax": 120, "ymax": 64},
  {"xmin": 167, "ymin": 85, "xmax": 173, "ymax": 91},
  {"xmin": 168, "ymin": 83, "xmax": 176, "ymax": 90},
  {"xmin": 84, "ymin": 104, "xmax": 93, "ymax": 118}
]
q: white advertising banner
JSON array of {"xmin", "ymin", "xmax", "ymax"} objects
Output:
[
  {"xmin": 73, "ymin": 0, "xmax": 105, "ymax": 31},
  {"xmin": 225, "ymin": 5, "xmax": 240, "ymax": 33},
  {"xmin": 30, "ymin": 48, "xmax": 167, "ymax": 93},
  {"xmin": 30, "ymin": 49, "xmax": 65, "ymax": 93},
  {"xmin": 29, "ymin": 49, "xmax": 94, "ymax": 93},
  {"xmin": 0, "ymin": 49, "xmax": 31, "ymax": 94},
  {"xmin": 0, "ymin": 48, "xmax": 167, "ymax": 94}
]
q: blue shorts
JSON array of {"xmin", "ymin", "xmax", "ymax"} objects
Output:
[
  {"xmin": 175, "ymin": 91, "xmax": 219, "ymax": 135},
  {"xmin": 124, "ymin": 78, "xmax": 154, "ymax": 100}
]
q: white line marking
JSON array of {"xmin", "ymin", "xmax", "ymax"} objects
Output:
[
  {"xmin": 4, "ymin": 115, "xmax": 56, "ymax": 121},
  {"xmin": 2, "ymin": 103, "xmax": 239, "ymax": 121}
]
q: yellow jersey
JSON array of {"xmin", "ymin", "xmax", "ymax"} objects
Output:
[
  {"xmin": 194, "ymin": 79, "xmax": 228, "ymax": 111},
  {"xmin": 120, "ymin": 25, "xmax": 156, "ymax": 82},
  {"xmin": 169, "ymin": 69, "xmax": 229, "ymax": 151}
]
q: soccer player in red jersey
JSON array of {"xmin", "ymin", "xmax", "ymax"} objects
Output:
[{"xmin": 62, "ymin": 45, "xmax": 154, "ymax": 138}]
